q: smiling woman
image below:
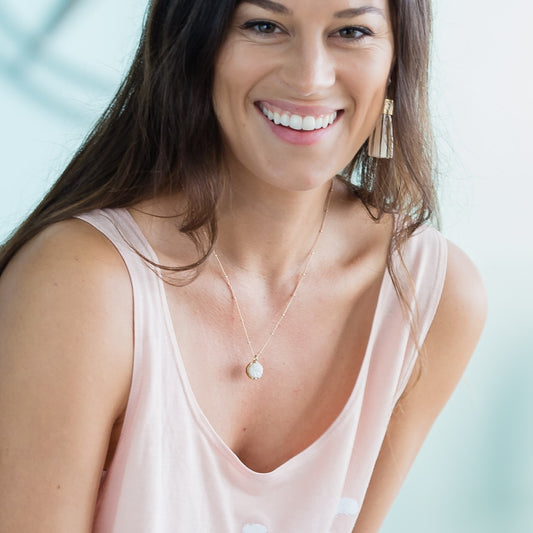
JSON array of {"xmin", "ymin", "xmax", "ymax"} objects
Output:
[
  {"xmin": 213, "ymin": 0, "xmax": 394, "ymax": 189},
  {"xmin": 0, "ymin": 1, "xmax": 486, "ymax": 532}
]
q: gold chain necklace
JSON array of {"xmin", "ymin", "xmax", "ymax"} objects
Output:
[{"xmin": 213, "ymin": 183, "xmax": 333, "ymax": 380}]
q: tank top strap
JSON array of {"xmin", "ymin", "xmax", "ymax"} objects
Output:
[
  {"xmin": 391, "ymin": 224, "xmax": 448, "ymax": 404},
  {"xmin": 76, "ymin": 208, "xmax": 160, "ymax": 266}
]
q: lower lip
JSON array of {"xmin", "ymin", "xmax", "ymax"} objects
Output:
[{"xmin": 256, "ymin": 106, "xmax": 341, "ymax": 146}]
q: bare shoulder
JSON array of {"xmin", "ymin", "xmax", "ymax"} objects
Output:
[
  {"xmin": 2, "ymin": 217, "xmax": 129, "ymax": 282},
  {"xmin": 0, "ymin": 217, "xmax": 134, "ymax": 416},
  {"xmin": 352, "ymin": 241, "xmax": 487, "ymax": 532},
  {"xmin": 0, "ymin": 219, "xmax": 133, "ymax": 531},
  {"xmin": 1, "ymin": 218, "xmax": 134, "ymax": 380},
  {"xmin": 422, "ymin": 239, "xmax": 488, "ymax": 390},
  {"xmin": 440, "ymin": 239, "xmax": 488, "ymax": 329},
  {"xmin": 399, "ymin": 239, "xmax": 487, "ymax": 422}
]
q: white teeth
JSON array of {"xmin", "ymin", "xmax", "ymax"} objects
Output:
[
  {"xmin": 289, "ymin": 115, "xmax": 303, "ymax": 130},
  {"xmin": 260, "ymin": 104, "xmax": 338, "ymax": 131},
  {"xmin": 302, "ymin": 116, "xmax": 315, "ymax": 131},
  {"xmin": 325, "ymin": 112, "xmax": 337, "ymax": 128}
]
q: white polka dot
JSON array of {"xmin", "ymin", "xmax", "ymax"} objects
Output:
[
  {"xmin": 242, "ymin": 523, "xmax": 268, "ymax": 533},
  {"xmin": 337, "ymin": 497, "xmax": 360, "ymax": 516}
]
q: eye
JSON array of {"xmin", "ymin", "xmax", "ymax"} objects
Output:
[
  {"xmin": 334, "ymin": 26, "xmax": 373, "ymax": 40},
  {"xmin": 240, "ymin": 20, "xmax": 282, "ymax": 35}
]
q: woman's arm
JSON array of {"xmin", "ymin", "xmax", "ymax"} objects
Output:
[
  {"xmin": 0, "ymin": 220, "xmax": 133, "ymax": 532},
  {"xmin": 352, "ymin": 241, "xmax": 488, "ymax": 532}
]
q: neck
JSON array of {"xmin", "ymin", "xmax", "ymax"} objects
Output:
[{"xmin": 215, "ymin": 178, "xmax": 334, "ymax": 280}]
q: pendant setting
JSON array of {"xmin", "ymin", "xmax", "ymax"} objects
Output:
[{"xmin": 246, "ymin": 359, "xmax": 264, "ymax": 380}]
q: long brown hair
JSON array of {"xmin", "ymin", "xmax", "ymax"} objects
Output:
[{"xmin": 0, "ymin": 0, "xmax": 437, "ymax": 281}]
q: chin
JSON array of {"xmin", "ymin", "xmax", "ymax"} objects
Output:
[{"xmin": 263, "ymin": 171, "xmax": 338, "ymax": 193}]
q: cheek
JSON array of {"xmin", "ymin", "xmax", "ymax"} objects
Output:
[
  {"xmin": 212, "ymin": 81, "xmax": 242, "ymax": 138},
  {"xmin": 341, "ymin": 54, "xmax": 392, "ymax": 135},
  {"xmin": 213, "ymin": 66, "xmax": 257, "ymax": 132},
  {"xmin": 348, "ymin": 48, "xmax": 392, "ymax": 96}
]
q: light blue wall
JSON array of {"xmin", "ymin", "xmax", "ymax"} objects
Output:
[
  {"xmin": 0, "ymin": 0, "xmax": 148, "ymax": 233},
  {"xmin": 383, "ymin": 1, "xmax": 533, "ymax": 531},
  {"xmin": 1, "ymin": 1, "xmax": 531, "ymax": 530}
]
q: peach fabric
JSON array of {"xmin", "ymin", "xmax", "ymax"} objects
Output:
[{"xmin": 76, "ymin": 208, "xmax": 447, "ymax": 533}]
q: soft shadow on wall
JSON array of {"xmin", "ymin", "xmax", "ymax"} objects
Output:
[{"xmin": 0, "ymin": 0, "xmax": 148, "ymax": 235}]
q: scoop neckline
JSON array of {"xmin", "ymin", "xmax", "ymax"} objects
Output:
[{"xmin": 121, "ymin": 207, "xmax": 392, "ymax": 479}]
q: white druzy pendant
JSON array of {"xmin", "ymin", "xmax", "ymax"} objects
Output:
[{"xmin": 246, "ymin": 360, "xmax": 264, "ymax": 380}]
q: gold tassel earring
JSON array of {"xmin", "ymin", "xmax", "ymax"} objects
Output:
[{"xmin": 368, "ymin": 98, "xmax": 394, "ymax": 159}]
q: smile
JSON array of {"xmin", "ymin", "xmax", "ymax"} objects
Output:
[{"xmin": 258, "ymin": 103, "xmax": 338, "ymax": 132}]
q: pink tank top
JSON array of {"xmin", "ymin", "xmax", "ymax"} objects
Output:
[{"xmin": 76, "ymin": 208, "xmax": 447, "ymax": 533}]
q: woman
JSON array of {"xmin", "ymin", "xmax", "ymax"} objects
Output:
[{"xmin": 0, "ymin": 0, "xmax": 487, "ymax": 531}]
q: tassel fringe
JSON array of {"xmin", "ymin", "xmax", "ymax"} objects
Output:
[{"xmin": 368, "ymin": 99, "xmax": 394, "ymax": 159}]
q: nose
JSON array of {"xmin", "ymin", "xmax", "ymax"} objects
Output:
[{"xmin": 279, "ymin": 37, "xmax": 336, "ymax": 97}]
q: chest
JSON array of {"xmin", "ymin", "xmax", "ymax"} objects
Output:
[{"xmin": 164, "ymin": 266, "xmax": 384, "ymax": 473}]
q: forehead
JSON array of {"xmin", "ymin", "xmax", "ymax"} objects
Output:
[{"xmin": 236, "ymin": 0, "xmax": 391, "ymax": 17}]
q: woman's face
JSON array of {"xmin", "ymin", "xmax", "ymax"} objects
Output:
[{"xmin": 212, "ymin": 0, "xmax": 394, "ymax": 192}]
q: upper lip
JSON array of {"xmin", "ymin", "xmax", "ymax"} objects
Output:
[{"xmin": 256, "ymin": 99, "xmax": 342, "ymax": 116}]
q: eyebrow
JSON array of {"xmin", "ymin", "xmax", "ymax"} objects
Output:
[
  {"xmin": 241, "ymin": 0, "xmax": 292, "ymax": 14},
  {"xmin": 241, "ymin": 2, "xmax": 385, "ymax": 20},
  {"xmin": 334, "ymin": 7, "xmax": 386, "ymax": 19}
]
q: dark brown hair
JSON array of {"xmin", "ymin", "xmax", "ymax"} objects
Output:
[
  {"xmin": 342, "ymin": 0, "xmax": 438, "ymax": 332},
  {"xmin": 0, "ymin": 0, "xmax": 437, "ymax": 283}
]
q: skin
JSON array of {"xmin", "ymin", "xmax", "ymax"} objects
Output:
[
  {"xmin": 0, "ymin": 0, "xmax": 487, "ymax": 531},
  {"xmin": 212, "ymin": 0, "xmax": 394, "ymax": 193}
]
